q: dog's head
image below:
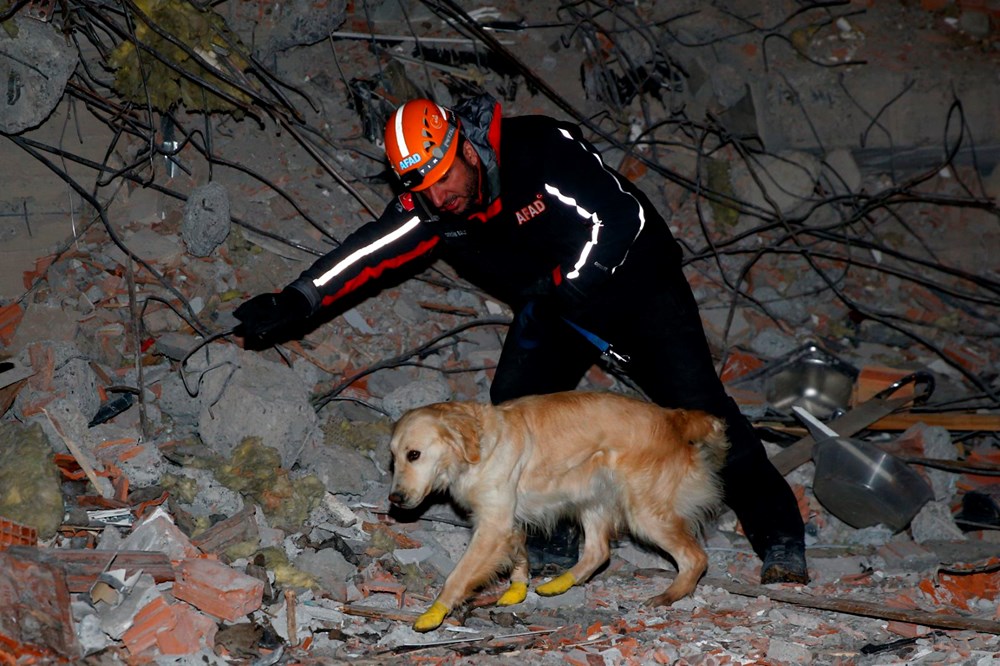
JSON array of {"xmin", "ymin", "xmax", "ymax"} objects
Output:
[{"xmin": 387, "ymin": 401, "xmax": 483, "ymax": 510}]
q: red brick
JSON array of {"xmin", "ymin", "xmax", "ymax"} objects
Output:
[
  {"xmin": 720, "ymin": 349, "xmax": 765, "ymax": 384},
  {"xmin": 0, "ymin": 303, "xmax": 23, "ymax": 346},
  {"xmin": 122, "ymin": 596, "xmax": 176, "ymax": 656},
  {"xmin": 886, "ymin": 620, "xmax": 933, "ymax": 638},
  {"xmin": 852, "ymin": 365, "xmax": 917, "ymax": 405},
  {"xmin": 943, "ymin": 342, "xmax": 989, "ymax": 373},
  {"xmin": 156, "ymin": 603, "xmax": 218, "ymax": 655},
  {"xmin": 172, "ymin": 558, "xmax": 264, "ymax": 622}
]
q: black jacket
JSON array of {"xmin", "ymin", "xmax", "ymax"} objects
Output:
[{"xmin": 288, "ymin": 96, "xmax": 677, "ymax": 319}]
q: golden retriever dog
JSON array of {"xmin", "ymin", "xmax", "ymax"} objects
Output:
[{"xmin": 387, "ymin": 390, "xmax": 730, "ymax": 632}]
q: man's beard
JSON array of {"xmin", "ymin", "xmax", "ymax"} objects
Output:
[{"xmin": 458, "ymin": 158, "xmax": 483, "ymax": 215}]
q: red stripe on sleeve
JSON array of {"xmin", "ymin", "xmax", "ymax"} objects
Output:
[{"xmin": 320, "ymin": 236, "xmax": 440, "ymax": 307}]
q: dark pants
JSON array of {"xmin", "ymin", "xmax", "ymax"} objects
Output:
[{"xmin": 489, "ymin": 242, "xmax": 804, "ymax": 560}]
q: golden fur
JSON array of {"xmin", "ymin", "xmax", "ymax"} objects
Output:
[{"xmin": 388, "ymin": 390, "xmax": 730, "ymax": 623}]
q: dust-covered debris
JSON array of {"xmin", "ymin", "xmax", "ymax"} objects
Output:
[{"xmin": 0, "ymin": 0, "xmax": 998, "ymax": 663}]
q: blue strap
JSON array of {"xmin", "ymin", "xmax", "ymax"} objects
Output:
[
  {"xmin": 562, "ymin": 317, "xmax": 630, "ymax": 365},
  {"xmin": 561, "ymin": 317, "xmax": 610, "ymax": 353}
]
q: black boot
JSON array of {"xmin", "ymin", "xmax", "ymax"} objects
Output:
[
  {"xmin": 760, "ymin": 537, "xmax": 810, "ymax": 584},
  {"xmin": 525, "ymin": 521, "xmax": 580, "ymax": 576}
]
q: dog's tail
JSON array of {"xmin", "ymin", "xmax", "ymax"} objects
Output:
[
  {"xmin": 673, "ymin": 409, "xmax": 731, "ymax": 532},
  {"xmin": 676, "ymin": 409, "xmax": 731, "ymax": 472}
]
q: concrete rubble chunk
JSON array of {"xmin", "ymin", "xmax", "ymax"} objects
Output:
[
  {"xmin": 298, "ymin": 435, "xmax": 384, "ymax": 498},
  {"xmin": 162, "ymin": 465, "xmax": 245, "ymax": 520},
  {"xmin": 381, "ymin": 377, "xmax": 453, "ymax": 422},
  {"xmin": 119, "ymin": 507, "xmax": 201, "ymax": 561},
  {"xmin": 293, "ymin": 548, "xmax": 355, "ymax": 599},
  {"xmin": 767, "ymin": 637, "xmax": 813, "ymax": 663},
  {"xmin": 910, "ymin": 500, "xmax": 967, "ymax": 544},
  {"xmin": 198, "ymin": 349, "xmax": 319, "ymax": 468},
  {"xmin": 821, "ymin": 148, "xmax": 862, "ymax": 196},
  {"xmin": 228, "ymin": 0, "xmax": 347, "ymax": 57},
  {"xmin": 730, "ymin": 150, "xmax": 821, "ymax": 217},
  {"xmin": 72, "ymin": 601, "xmax": 114, "ymax": 656},
  {"xmin": 0, "ymin": 18, "xmax": 79, "ymax": 134},
  {"xmin": 182, "ymin": 182, "xmax": 232, "ymax": 258}
]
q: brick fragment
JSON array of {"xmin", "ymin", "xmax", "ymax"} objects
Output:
[
  {"xmin": 0, "ymin": 302, "xmax": 23, "ymax": 346},
  {"xmin": 173, "ymin": 558, "xmax": 264, "ymax": 622},
  {"xmin": 853, "ymin": 365, "xmax": 917, "ymax": 405},
  {"xmin": 0, "ymin": 551, "xmax": 79, "ymax": 659},
  {"xmin": 121, "ymin": 596, "xmax": 175, "ymax": 656},
  {"xmin": 886, "ymin": 620, "xmax": 933, "ymax": 638},
  {"xmin": 156, "ymin": 603, "xmax": 218, "ymax": 655}
]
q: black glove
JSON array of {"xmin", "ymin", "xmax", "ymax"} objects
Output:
[{"xmin": 233, "ymin": 288, "xmax": 311, "ymax": 348}]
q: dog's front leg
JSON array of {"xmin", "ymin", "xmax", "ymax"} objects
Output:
[{"xmin": 414, "ymin": 523, "xmax": 514, "ymax": 632}]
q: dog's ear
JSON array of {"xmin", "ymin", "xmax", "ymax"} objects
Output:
[{"xmin": 435, "ymin": 402, "xmax": 483, "ymax": 464}]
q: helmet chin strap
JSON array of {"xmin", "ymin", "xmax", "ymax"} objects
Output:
[{"xmin": 473, "ymin": 157, "xmax": 485, "ymax": 208}]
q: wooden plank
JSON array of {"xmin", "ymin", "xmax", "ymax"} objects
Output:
[
  {"xmin": 867, "ymin": 411, "xmax": 1000, "ymax": 432},
  {"xmin": 769, "ymin": 396, "xmax": 912, "ymax": 476},
  {"xmin": 706, "ymin": 576, "xmax": 1000, "ymax": 635},
  {"xmin": 42, "ymin": 408, "xmax": 114, "ymax": 499}
]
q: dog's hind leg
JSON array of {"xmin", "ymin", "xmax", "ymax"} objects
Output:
[
  {"xmin": 536, "ymin": 510, "xmax": 612, "ymax": 596},
  {"xmin": 497, "ymin": 528, "xmax": 530, "ymax": 606},
  {"xmin": 637, "ymin": 513, "xmax": 708, "ymax": 607}
]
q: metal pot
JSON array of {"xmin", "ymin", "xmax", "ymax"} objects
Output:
[{"xmin": 812, "ymin": 435, "xmax": 934, "ymax": 531}]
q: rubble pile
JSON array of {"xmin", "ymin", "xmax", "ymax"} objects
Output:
[{"xmin": 1, "ymin": 0, "xmax": 999, "ymax": 663}]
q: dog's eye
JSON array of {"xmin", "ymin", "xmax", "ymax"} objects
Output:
[{"xmin": 407, "ymin": 450, "xmax": 421, "ymax": 462}]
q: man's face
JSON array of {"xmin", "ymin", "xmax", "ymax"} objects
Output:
[{"xmin": 423, "ymin": 140, "xmax": 481, "ymax": 216}]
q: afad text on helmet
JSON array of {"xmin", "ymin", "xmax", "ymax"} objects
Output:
[{"xmin": 398, "ymin": 153, "xmax": 423, "ymax": 171}]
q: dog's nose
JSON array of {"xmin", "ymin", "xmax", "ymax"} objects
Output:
[{"xmin": 388, "ymin": 490, "xmax": 405, "ymax": 506}]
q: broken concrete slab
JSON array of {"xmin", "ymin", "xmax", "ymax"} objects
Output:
[
  {"xmin": 729, "ymin": 150, "xmax": 822, "ymax": 218},
  {"xmin": 911, "ymin": 500, "xmax": 967, "ymax": 544},
  {"xmin": 297, "ymin": 435, "xmax": 385, "ymax": 499},
  {"xmin": 381, "ymin": 376, "xmax": 453, "ymax": 421},
  {"xmin": 118, "ymin": 507, "xmax": 201, "ymax": 561},
  {"xmin": 197, "ymin": 348, "xmax": 319, "ymax": 468},
  {"xmin": 293, "ymin": 547, "xmax": 355, "ymax": 599}
]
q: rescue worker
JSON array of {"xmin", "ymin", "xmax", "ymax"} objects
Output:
[{"xmin": 233, "ymin": 94, "xmax": 809, "ymax": 586}]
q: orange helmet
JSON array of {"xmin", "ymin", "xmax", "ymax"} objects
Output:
[{"xmin": 384, "ymin": 98, "xmax": 460, "ymax": 191}]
